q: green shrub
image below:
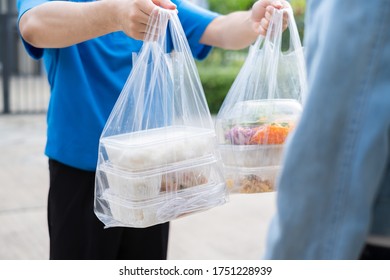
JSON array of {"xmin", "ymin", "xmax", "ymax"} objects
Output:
[
  {"xmin": 198, "ymin": 61, "xmax": 243, "ymax": 114},
  {"xmin": 208, "ymin": 0, "xmax": 254, "ymax": 14}
]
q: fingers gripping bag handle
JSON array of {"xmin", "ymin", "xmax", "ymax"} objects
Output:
[
  {"xmin": 215, "ymin": 7, "xmax": 307, "ymax": 195},
  {"xmin": 94, "ymin": 7, "xmax": 227, "ymax": 228}
]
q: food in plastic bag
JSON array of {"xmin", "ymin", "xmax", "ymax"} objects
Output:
[
  {"xmin": 223, "ymin": 99, "xmax": 301, "ymax": 146},
  {"xmin": 216, "ymin": 7, "xmax": 306, "ymax": 194},
  {"xmin": 102, "ymin": 126, "xmax": 215, "ymax": 172},
  {"xmin": 94, "ymin": 8, "xmax": 227, "ymax": 228}
]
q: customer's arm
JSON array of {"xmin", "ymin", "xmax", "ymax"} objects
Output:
[
  {"xmin": 19, "ymin": 0, "xmax": 176, "ymax": 48},
  {"xmin": 200, "ymin": 0, "xmax": 289, "ymax": 50},
  {"xmin": 263, "ymin": 0, "xmax": 390, "ymax": 259}
]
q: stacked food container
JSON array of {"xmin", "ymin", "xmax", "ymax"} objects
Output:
[
  {"xmin": 215, "ymin": 7, "xmax": 306, "ymax": 194},
  {"xmin": 216, "ymin": 99, "xmax": 302, "ymax": 194},
  {"xmin": 95, "ymin": 125, "xmax": 227, "ymax": 228},
  {"xmin": 94, "ymin": 9, "xmax": 228, "ymax": 228}
]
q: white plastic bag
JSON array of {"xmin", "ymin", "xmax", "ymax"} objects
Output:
[
  {"xmin": 95, "ymin": 8, "xmax": 227, "ymax": 228},
  {"xmin": 215, "ymin": 7, "xmax": 306, "ymax": 194}
]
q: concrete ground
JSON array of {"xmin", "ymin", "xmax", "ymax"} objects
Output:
[{"xmin": 0, "ymin": 114, "xmax": 276, "ymax": 260}]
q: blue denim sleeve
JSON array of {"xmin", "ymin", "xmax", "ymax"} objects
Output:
[{"xmin": 263, "ymin": 0, "xmax": 390, "ymax": 259}]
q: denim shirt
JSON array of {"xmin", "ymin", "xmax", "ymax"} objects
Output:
[{"xmin": 263, "ymin": 0, "xmax": 390, "ymax": 259}]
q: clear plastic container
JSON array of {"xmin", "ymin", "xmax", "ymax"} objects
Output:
[
  {"xmin": 216, "ymin": 99, "xmax": 302, "ymax": 146},
  {"xmin": 98, "ymin": 165, "xmax": 162, "ymax": 201},
  {"xmin": 224, "ymin": 165, "xmax": 280, "ymax": 194},
  {"xmin": 216, "ymin": 99, "xmax": 300, "ymax": 194},
  {"xmin": 95, "ymin": 125, "xmax": 229, "ymax": 227},
  {"xmin": 100, "ymin": 125, "xmax": 217, "ymax": 172},
  {"xmin": 97, "ymin": 156, "xmax": 216, "ymax": 200},
  {"xmin": 219, "ymin": 144, "xmax": 284, "ymax": 168},
  {"xmin": 100, "ymin": 181, "xmax": 227, "ymax": 228}
]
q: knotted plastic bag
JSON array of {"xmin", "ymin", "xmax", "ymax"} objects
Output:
[
  {"xmin": 94, "ymin": 7, "xmax": 227, "ymax": 228},
  {"xmin": 215, "ymin": 7, "xmax": 306, "ymax": 194}
]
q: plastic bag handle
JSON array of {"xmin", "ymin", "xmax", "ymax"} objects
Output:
[
  {"xmin": 252, "ymin": 8, "xmax": 284, "ymax": 100},
  {"xmin": 251, "ymin": 7, "xmax": 304, "ymax": 101}
]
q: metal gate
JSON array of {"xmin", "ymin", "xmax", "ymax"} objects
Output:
[{"xmin": 1, "ymin": 0, "xmax": 49, "ymax": 114}]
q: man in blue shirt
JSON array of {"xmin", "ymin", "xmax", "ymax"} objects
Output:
[{"xmin": 17, "ymin": 0, "xmax": 288, "ymax": 259}]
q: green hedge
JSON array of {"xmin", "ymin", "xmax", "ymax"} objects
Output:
[
  {"xmin": 198, "ymin": 62, "xmax": 242, "ymax": 114},
  {"xmin": 208, "ymin": 0, "xmax": 254, "ymax": 14},
  {"xmin": 198, "ymin": 0, "xmax": 306, "ymax": 114}
]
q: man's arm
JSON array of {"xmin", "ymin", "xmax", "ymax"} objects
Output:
[
  {"xmin": 19, "ymin": 0, "xmax": 176, "ymax": 48},
  {"xmin": 200, "ymin": 0, "xmax": 289, "ymax": 50}
]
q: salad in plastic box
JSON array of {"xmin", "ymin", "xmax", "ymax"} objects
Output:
[
  {"xmin": 216, "ymin": 99, "xmax": 302, "ymax": 193},
  {"xmin": 220, "ymin": 99, "xmax": 301, "ymax": 146}
]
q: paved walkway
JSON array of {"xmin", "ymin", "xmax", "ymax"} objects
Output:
[{"xmin": 0, "ymin": 114, "xmax": 276, "ymax": 260}]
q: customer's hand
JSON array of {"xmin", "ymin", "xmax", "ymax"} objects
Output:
[
  {"xmin": 113, "ymin": 0, "xmax": 176, "ymax": 40},
  {"xmin": 251, "ymin": 0, "xmax": 290, "ymax": 36}
]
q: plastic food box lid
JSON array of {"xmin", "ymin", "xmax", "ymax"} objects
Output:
[
  {"xmin": 101, "ymin": 125, "xmax": 215, "ymax": 148},
  {"xmin": 229, "ymin": 99, "xmax": 302, "ymax": 117},
  {"xmin": 102, "ymin": 181, "xmax": 227, "ymax": 207},
  {"xmin": 223, "ymin": 165, "xmax": 280, "ymax": 175},
  {"xmin": 218, "ymin": 144, "xmax": 284, "ymax": 167},
  {"xmin": 218, "ymin": 143, "xmax": 284, "ymax": 152},
  {"xmin": 99, "ymin": 154, "xmax": 218, "ymax": 177},
  {"xmin": 221, "ymin": 99, "xmax": 302, "ymax": 125}
]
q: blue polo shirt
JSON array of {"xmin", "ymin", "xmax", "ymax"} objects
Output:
[{"xmin": 17, "ymin": 0, "xmax": 218, "ymax": 171}]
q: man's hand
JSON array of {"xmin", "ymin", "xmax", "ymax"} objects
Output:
[
  {"xmin": 114, "ymin": 0, "xmax": 177, "ymax": 40},
  {"xmin": 251, "ymin": 0, "xmax": 290, "ymax": 36},
  {"xmin": 19, "ymin": 0, "xmax": 177, "ymax": 48}
]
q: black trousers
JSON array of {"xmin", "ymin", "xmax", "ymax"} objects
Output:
[
  {"xmin": 48, "ymin": 159, "xmax": 169, "ymax": 260},
  {"xmin": 359, "ymin": 244, "xmax": 390, "ymax": 260}
]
